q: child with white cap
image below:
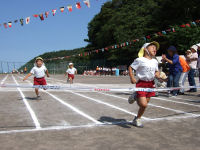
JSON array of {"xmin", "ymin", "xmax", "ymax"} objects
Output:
[
  {"xmin": 64, "ymin": 63, "xmax": 77, "ymax": 84},
  {"xmin": 187, "ymin": 45, "xmax": 198, "ymax": 92},
  {"xmin": 128, "ymin": 41, "xmax": 163, "ymax": 128}
]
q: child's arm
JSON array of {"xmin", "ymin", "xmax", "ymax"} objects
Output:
[
  {"xmin": 23, "ymin": 73, "xmax": 32, "ymax": 81},
  {"xmin": 64, "ymin": 72, "xmax": 68, "ymax": 77},
  {"xmin": 162, "ymin": 54, "xmax": 173, "ymax": 64},
  {"xmin": 46, "ymin": 70, "xmax": 50, "ymax": 78},
  {"xmin": 128, "ymin": 66, "xmax": 137, "ymax": 84}
]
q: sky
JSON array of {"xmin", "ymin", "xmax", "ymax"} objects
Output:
[{"xmin": 0, "ymin": 0, "xmax": 108, "ymax": 65}]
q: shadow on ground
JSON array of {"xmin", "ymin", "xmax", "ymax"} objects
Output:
[{"xmin": 98, "ymin": 116, "xmax": 132, "ymax": 128}]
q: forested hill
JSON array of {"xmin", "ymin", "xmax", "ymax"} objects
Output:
[{"xmin": 24, "ymin": 0, "xmax": 200, "ymax": 69}]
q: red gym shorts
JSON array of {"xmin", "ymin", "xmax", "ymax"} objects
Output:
[
  {"xmin": 68, "ymin": 74, "xmax": 75, "ymax": 80},
  {"xmin": 136, "ymin": 80, "xmax": 155, "ymax": 98},
  {"xmin": 34, "ymin": 77, "xmax": 47, "ymax": 85}
]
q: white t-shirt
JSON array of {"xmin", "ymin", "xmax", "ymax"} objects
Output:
[
  {"xmin": 30, "ymin": 65, "xmax": 47, "ymax": 78},
  {"xmin": 188, "ymin": 52, "xmax": 198, "ymax": 69},
  {"xmin": 66, "ymin": 68, "xmax": 77, "ymax": 75},
  {"xmin": 130, "ymin": 57, "xmax": 158, "ymax": 81}
]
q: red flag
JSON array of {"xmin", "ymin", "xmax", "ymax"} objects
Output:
[
  {"xmin": 33, "ymin": 14, "xmax": 39, "ymax": 18},
  {"xmin": 45, "ymin": 11, "xmax": 49, "ymax": 18},
  {"xmin": 180, "ymin": 24, "xmax": 186, "ymax": 28},
  {"xmin": 84, "ymin": 0, "xmax": 90, "ymax": 8},
  {"xmin": 26, "ymin": 17, "xmax": 30, "ymax": 24},
  {"xmin": 157, "ymin": 32, "xmax": 163, "ymax": 36},
  {"xmin": 146, "ymin": 35, "xmax": 151, "ymax": 39},
  {"xmin": 172, "ymin": 28, "xmax": 176, "ymax": 32},
  {"xmin": 186, "ymin": 23, "xmax": 191, "ymax": 27},
  {"xmin": 39, "ymin": 14, "xmax": 44, "ymax": 21},
  {"xmin": 60, "ymin": 7, "xmax": 65, "ymax": 12},
  {"xmin": 76, "ymin": 2, "xmax": 81, "ymax": 9},
  {"xmin": 8, "ymin": 22, "xmax": 12, "ymax": 28},
  {"xmin": 67, "ymin": 5, "xmax": 72, "ymax": 12},
  {"xmin": 52, "ymin": 9, "xmax": 57, "ymax": 16}
]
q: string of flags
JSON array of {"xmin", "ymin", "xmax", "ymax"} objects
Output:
[
  {"xmin": 0, "ymin": 0, "xmax": 91, "ymax": 29},
  {"xmin": 45, "ymin": 19, "xmax": 200, "ymax": 61}
]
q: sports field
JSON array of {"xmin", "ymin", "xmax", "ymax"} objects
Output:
[{"xmin": 0, "ymin": 74, "xmax": 200, "ymax": 150}]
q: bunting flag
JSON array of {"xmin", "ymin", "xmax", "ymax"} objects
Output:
[
  {"xmin": 33, "ymin": 14, "xmax": 39, "ymax": 18},
  {"xmin": 45, "ymin": 12, "xmax": 49, "ymax": 18},
  {"xmin": 26, "ymin": 17, "xmax": 30, "ymax": 24},
  {"xmin": 39, "ymin": 14, "xmax": 44, "ymax": 21},
  {"xmin": 60, "ymin": 7, "xmax": 65, "ymax": 12},
  {"xmin": 67, "ymin": 5, "xmax": 73, "ymax": 12},
  {"xmin": 20, "ymin": 19, "xmax": 24, "ymax": 26},
  {"xmin": 76, "ymin": 2, "xmax": 81, "ymax": 9},
  {"xmin": 4, "ymin": 23, "xmax": 7, "ymax": 28},
  {"xmin": 8, "ymin": 22, "xmax": 12, "ymax": 28},
  {"xmin": 84, "ymin": 0, "xmax": 90, "ymax": 8},
  {"xmin": 52, "ymin": 9, "xmax": 57, "ymax": 16},
  {"xmin": 14, "ymin": 20, "xmax": 18, "ymax": 23}
]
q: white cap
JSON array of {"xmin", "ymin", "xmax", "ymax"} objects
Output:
[
  {"xmin": 191, "ymin": 45, "xmax": 198, "ymax": 51},
  {"xmin": 196, "ymin": 43, "xmax": 200, "ymax": 47},
  {"xmin": 69, "ymin": 63, "xmax": 73, "ymax": 66}
]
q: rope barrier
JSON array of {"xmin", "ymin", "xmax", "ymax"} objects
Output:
[{"xmin": 0, "ymin": 84, "xmax": 199, "ymax": 92}]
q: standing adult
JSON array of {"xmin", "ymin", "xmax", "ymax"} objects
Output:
[
  {"xmin": 162, "ymin": 46, "xmax": 183, "ymax": 96},
  {"xmin": 196, "ymin": 43, "xmax": 200, "ymax": 84},
  {"xmin": 187, "ymin": 45, "xmax": 198, "ymax": 92}
]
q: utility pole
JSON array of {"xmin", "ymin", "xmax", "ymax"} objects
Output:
[
  {"xmin": 0, "ymin": 61, "xmax": 3, "ymax": 73},
  {"xmin": 7, "ymin": 62, "xmax": 9, "ymax": 73}
]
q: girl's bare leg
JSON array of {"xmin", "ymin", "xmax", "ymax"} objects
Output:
[
  {"xmin": 35, "ymin": 88, "xmax": 39, "ymax": 96},
  {"xmin": 137, "ymin": 97, "xmax": 150, "ymax": 119}
]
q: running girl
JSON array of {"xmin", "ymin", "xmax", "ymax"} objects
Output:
[
  {"xmin": 128, "ymin": 41, "xmax": 163, "ymax": 128},
  {"xmin": 23, "ymin": 57, "xmax": 49, "ymax": 98},
  {"xmin": 64, "ymin": 63, "xmax": 77, "ymax": 84}
]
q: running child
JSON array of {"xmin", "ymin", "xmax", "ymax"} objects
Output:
[
  {"xmin": 64, "ymin": 63, "xmax": 77, "ymax": 84},
  {"xmin": 128, "ymin": 41, "xmax": 163, "ymax": 128},
  {"xmin": 23, "ymin": 57, "xmax": 49, "ymax": 98}
]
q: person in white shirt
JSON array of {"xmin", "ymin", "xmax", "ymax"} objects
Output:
[
  {"xmin": 128, "ymin": 41, "xmax": 163, "ymax": 128},
  {"xmin": 23, "ymin": 57, "xmax": 49, "ymax": 98},
  {"xmin": 187, "ymin": 45, "xmax": 198, "ymax": 92},
  {"xmin": 64, "ymin": 63, "xmax": 77, "ymax": 84}
]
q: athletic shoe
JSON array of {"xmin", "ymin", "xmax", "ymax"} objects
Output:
[
  {"xmin": 132, "ymin": 117, "xmax": 144, "ymax": 128},
  {"xmin": 178, "ymin": 92, "xmax": 185, "ymax": 95},
  {"xmin": 128, "ymin": 92, "xmax": 137, "ymax": 104},
  {"xmin": 36, "ymin": 95, "xmax": 41, "ymax": 100}
]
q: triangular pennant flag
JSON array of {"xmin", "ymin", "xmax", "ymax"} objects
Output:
[
  {"xmin": 185, "ymin": 23, "xmax": 191, "ymax": 27},
  {"xmin": 8, "ymin": 22, "xmax": 12, "ymax": 28},
  {"xmin": 172, "ymin": 28, "xmax": 176, "ymax": 32},
  {"xmin": 33, "ymin": 14, "xmax": 39, "ymax": 18},
  {"xmin": 26, "ymin": 17, "xmax": 30, "ymax": 24},
  {"xmin": 146, "ymin": 35, "xmax": 151, "ymax": 39},
  {"xmin": 14, "ymin": 20, "xmax": 18, "ymax": 23},
  {"xmin": 60, "ymin": 7, "xmax": 65, "ymax": 12},
  {"xmin": 166, "ymin": 29, "xmax": 171, "ymax": 32},
  {"xmin": 76, "ymin": 2, "xmax": 81, "ymax": 9},
  {"xmin": 20, "ymin": 19, "xmax": 24, "ymax": 26},
  {"xmin": 45, "ymin": 12, "xmax": 49, "ymax": 18},
  {"xmin": 3, "ymin": 23, "xmax": 7, "ymax": 28},
  {"xmin": 39, "ymin": 14, "xmax": 44, "ymax": 21},
  {"xmin": 180, "ymin": 24, "xmax": 186, "ymax": 28},
  {"xmin": 191, "ymin": 21, "xmax": 196, "ymax": 26},
  {"xmin": 67, "ymin": 5, "xmax": 73, "ymax": 12},
  {"xmin": 84, "ymin": 0, "xmax": 90, "ymax": 8},
  {"xmin": 52, "ymin": 9, "xmax": 57, "ymax": 16},
  {"xmin": 162, "ymin": 31, "xmax": 167, "ymax": 35},
  {"xmin": 126, "ymin": 42, "xmax": 129, "ymax": 46},
  {"xmin": 157, "ymin": 32, "xmax": 163, "ymax": 36}
]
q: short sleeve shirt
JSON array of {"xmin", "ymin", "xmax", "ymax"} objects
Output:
[
  {"xmin": 166, "ymin": 54, "xmax": 183, "ymax": 75},
  {"xmin": 66, "ymin": 68, "xmax": 77, "ymax": 75},
  {"xmin": 30, "ymin": 66, "xmax": 47, "ymax": 78},
  {"xmin": 130, "ymin": 57, "xmax": 158, "ymax": 81}
]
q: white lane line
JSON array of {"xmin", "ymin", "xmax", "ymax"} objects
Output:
[
  {"xmin": 152, "ymin": 97, "xmax": 200, "ymax": 108},
  {"xmin": 98, "ymin": 92, "xmax": 198, "ymax": 117},
  {"xmin": 12, "ymin": 75, "xmax": 41, "ymax": 129},
  {"xmin": 43, "ymin": 90, "xmax": 101, "ymax": 124},
  {"xmin": 172, "ymin": 96, "xmax": 200, "ymax": 103},
  {"xmin": 17, "ymin": 75, "xmax": 101, "ymax": 125},
  {"xmin": 0, "ymin": 74, "xmax": 8, "ymax": 84},
  {"xmin": 1, "ymin": 113, "xmax": 200, "ymax": 135},
  {"xmin": 68, "ymin": 90, "xmax": 150, "ymax": 120}
]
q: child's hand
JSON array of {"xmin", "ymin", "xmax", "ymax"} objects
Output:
[
  {"xmin": 130, "ymin": 77, "xmax": 137, "ymax": 84},
  {"xmin": 47, "ymin": 75, "xmax": 50, "ymax": 78}
]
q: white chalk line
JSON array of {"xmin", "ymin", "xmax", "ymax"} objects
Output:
[
  {"xmin": 0, "ymin": 74, "xmax": 8, "ymax": 84},
  {"xmin": 17, "ymin": 75, "xmax": 101, "ymax": 125},
  {"xmin": 12, "ymin": 75, "xmax": 41, "ymax": 129}
]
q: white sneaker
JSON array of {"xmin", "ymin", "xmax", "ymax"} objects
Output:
[
  {"xmin": 128, "ymin": 92, "xmax": 137, "ymax": 104},
  {"xmin": 132, "ymin": 117, "xmax": 144, "ymax": 128}
]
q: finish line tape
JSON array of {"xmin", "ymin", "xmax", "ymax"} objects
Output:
[{"xmin": 0, "ymin": 84, "xmax": 200, "ymax": 92}]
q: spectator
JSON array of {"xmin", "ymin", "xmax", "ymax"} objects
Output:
[
  {"xmin": 187, "ymin": 45, "xmax": 198, "ymax": 92},
  {"xmin": 162, "ymin": 46, "xmax": 183, "ymax": 96},
  {"xmin": 197, "ymin": 43, "xmax": 200, "ymax": 84}
]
